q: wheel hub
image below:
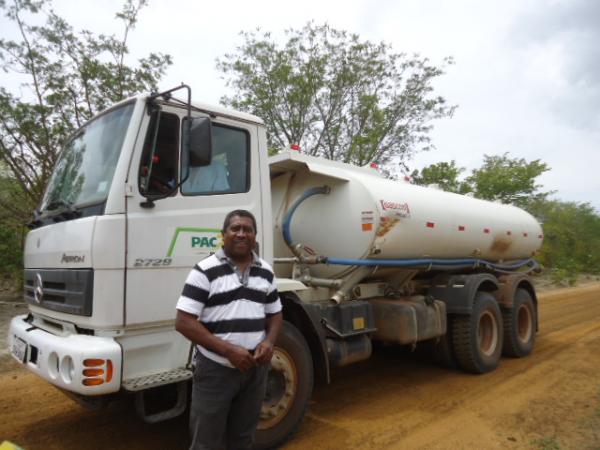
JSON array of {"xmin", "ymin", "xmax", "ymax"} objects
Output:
[
  {"xmin": 478, "ymin": 311, "xmax": 498, "ymax": 356},
  {"xmin": 258, "ymin": 347, "xmax": 297, "ymax": 429},
  {"xmin": 517, "ymin": 304, "xmax": 533, "ymax": 343}
]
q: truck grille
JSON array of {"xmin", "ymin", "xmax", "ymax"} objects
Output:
[{"xmin": 24, "ymin": 269, "xmax": 94, "ymax": 316}]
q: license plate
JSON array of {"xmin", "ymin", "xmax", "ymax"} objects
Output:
[{"xmin": 11, "ymin": 336, "xmax": 27, "ymax": 363}]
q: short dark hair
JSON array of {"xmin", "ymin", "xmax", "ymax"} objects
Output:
[{"xmin": 222, "ymin": 209, "xmax": 257, "ymax": 234}]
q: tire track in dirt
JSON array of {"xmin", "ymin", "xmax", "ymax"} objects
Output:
[{"xmin": 1, "ymin": 283, "xmax": 599, "ymax": 450}]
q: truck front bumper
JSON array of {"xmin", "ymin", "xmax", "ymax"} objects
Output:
[{"xmin": 8, "ymin": 314, "xmax": 122, "ymax": 395}]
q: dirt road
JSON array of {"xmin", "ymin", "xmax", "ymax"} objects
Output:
[{"xmin": 2, "ymin": 283, "xmax": 600, "ymax": 450}]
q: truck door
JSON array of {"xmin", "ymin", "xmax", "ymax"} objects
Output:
[{"xmin": 125, "ymin": 106, "xmax": 264, "ymax": 327}]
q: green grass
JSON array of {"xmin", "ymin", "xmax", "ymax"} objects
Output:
[{"xmin": 531, "ymin": 436, "xmax": 561, "ymax": 450}]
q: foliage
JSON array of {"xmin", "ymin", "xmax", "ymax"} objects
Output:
[
  {"xmin": 218, "ymin": 23, "xmax": 455, "ymax": 170},
  {"xmin": 412, "ymin": 153, "xmax": 551, "ymax": 207},
  {"xmin": 526, "ymin": 199, "xmax": 600, "ymax": 282},
  {"xmin": 410, "ymin": 160, "xmax": 467, "ymax": 193},
  {"xmin": 0, "ymin": 0, "xmax": 172, "ymax": 224},
  {"xmin": 0, "ymin": 168, "xmax": 23, "ymax": 282},
  {"xmin": 465, "ymin": 153, "xmax": 551, "ymax": 208}
]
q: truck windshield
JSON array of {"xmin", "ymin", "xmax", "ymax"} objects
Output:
[{"xmin": 40, "ymin": 103, "xmax": 135, "ymax": 213}]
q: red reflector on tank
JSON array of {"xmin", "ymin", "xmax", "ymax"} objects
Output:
[
  {"xmin": 426, "ymin": 222, "xmax": 435, "ymax": 228},
  {"xmin": 458, "ymin": 225, "xmax": 465, "ymax": 231},
  {"xmin": 484, "ymin": 228, "xmax": 490, "ymax": 234},
  {"xmin": 290, "ymin": 144, "xmax": 300, "ymax": 151}
]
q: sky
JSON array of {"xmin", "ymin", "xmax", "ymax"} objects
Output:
[{"xmin": 1, "ymin": 0, "xmax": 599, "ymax": 210}]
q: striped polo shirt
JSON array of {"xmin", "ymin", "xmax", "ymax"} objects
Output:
[{"xmin": 176, "ymin": 249, "xmax": 282, "ymax": 367}]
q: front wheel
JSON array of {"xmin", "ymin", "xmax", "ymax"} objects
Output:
[
  {"xmin": 253, "ymin": 321, "xmax": 313, "ymax": 449},
  {"xmin": 452, "ymin": 291, "xmax": 503, "ymax": 373}
]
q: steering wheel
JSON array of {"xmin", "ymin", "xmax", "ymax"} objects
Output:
[{"xmin": 149, "ymin": 174, "xmax": 174, "ymax": 193}]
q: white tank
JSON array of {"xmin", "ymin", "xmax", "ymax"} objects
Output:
[{"xmin": 269, "ymin": 152, "xmax": 543, "ymax": 279}]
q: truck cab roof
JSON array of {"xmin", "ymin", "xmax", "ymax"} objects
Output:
[{"xmin": 105, "ymin": 92, "xmax": 265, "ymax": 126}]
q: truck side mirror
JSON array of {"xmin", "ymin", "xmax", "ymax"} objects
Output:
[{"xmin": 186, "ymin": 117, "xmax": 212, "ymax": 167}]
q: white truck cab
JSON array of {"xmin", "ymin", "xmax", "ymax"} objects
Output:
[{"xmin": 10, "ymin": 86, "xmax": 275, "ymax": 406}]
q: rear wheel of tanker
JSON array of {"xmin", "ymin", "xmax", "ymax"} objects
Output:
[
  {"xmin": 452, "ymin": 292, "xmax": 503, "ymax": 373},
  {"xmin": 502, "ymin": 288, "xmax": 536, "ymax": 357},
  {"xmin": 253, "ymin": 321, "xmax": 313, "ymax": 450}
]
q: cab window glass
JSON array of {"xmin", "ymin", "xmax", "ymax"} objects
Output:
[
  {"xmin": 181, "ymin": 124, "xmax": 249, "ymax": 195},
  {"xmin": 139, "ymin": 111, "xmax": 179, "ymax": 196}
]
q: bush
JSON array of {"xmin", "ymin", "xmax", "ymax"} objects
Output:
[{"xmin": 0, "ymin": 221, "xmax": 23, "ymax": 291}]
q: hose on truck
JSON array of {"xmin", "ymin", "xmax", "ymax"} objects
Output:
[
  {"xmin": 281, "ymin": 186, "xmax": 540, "ymax": 274},
  {"xmin": 323, "ymin": 256, "xmax": 539, "ymax": 273}
]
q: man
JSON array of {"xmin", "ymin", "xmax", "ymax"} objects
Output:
[{"xmin": 175, "ymin": 209, "xmax": 283, "ymax": 450}]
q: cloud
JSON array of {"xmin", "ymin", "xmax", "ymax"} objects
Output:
[{"xmin": 511, "ymin": 0, "xmax": 600, "ymax": 129}]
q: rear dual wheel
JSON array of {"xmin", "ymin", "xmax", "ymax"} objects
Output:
[
  {"xmin": 502, "ymin": 288, "xmax": 536, "ymax": 357},
  {"xmin": 452, "ymin": 292, "xmax": 503, "ymax": 373}
]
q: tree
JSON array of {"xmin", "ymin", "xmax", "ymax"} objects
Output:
[
  {"xmin": 217, "ymin": 23, "xmax": 455, "ymax": 170},
  {"xmin": 411, "ymin": 160, "xmax": 466, "ymax": 193},
  {"xmin": 526, "ymin": 199, "xmax": 600, "ymax": 284},
  {"xmin": 0, "ymin": 164, "xmax": 24, "ymax": 282},
  {"xmin": 0, "ymin": 0, "xmax": 172, "ymax": 224},
  {"xmin": 465, "ymin": 153, "xmax": 551, "ymax": 207}
]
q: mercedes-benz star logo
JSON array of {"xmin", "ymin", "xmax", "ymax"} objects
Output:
[{"xmin": 33, "ymin": 272, "xmax": 44, "ymax": 303}]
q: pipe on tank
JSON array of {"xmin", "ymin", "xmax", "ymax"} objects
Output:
[
  {"xmin": 324, "ymin": 256, "xmax": 539, "ymax": 273},
  {"xmin": 282, "ymin": 185, "xmax": 331, "ymax": 247}
]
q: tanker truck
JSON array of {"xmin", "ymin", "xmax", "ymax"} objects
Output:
[{"xmin": 8, "ymin": 85, "xmax": 542, "ymax": 449}]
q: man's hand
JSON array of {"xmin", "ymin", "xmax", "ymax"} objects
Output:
[
  {"xmin": 224, "ymin": 344, "xmax": 256, "ymax": 372},
  {"xmin": 253, "ymin": 340, "xmax": 274, "ymax": 365}
]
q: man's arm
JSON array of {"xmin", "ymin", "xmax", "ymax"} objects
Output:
[
  {"xmin": 253, "ymin": 312, "xmax": 283, "ymax": 365},
  {"xmin": 175, "ymin": 309, "xmax": 256, "ymax": 371}
]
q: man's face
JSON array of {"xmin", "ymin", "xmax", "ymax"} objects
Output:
[{"xmin": 222, "ymin": 215, "xmax": 256, "ymax": 260}]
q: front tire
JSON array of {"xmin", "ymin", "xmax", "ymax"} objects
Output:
[
  {"xmin": 502, "ymin": 288, "xmax": 536, "ymax": 357},
  {"xmin": 452, "ymin": 292, "xmax": 503, "ymax": 373},
  {"xmin": 253, "ymin": 321, "xmax": 313, "ymax": 449}
]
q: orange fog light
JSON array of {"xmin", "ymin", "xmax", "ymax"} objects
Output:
[
  {"xmin": 82, "ymin": 378, "xmax": 104, "ymax": 386},
  {"xmin": 83, "ymin": 358, "xmax": 105, "ymax": 367},
  {"xmin": 106, "ymin": 359, "xmax": 113, "ymax": 383},
  {"xmin": 83, "ymin": 368, "xmax": 104, "ymax": 377}
]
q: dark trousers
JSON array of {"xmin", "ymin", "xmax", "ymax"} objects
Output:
[{"xmin": 189, "ymin": 352, "xmax": 268, "ymax": 450}]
